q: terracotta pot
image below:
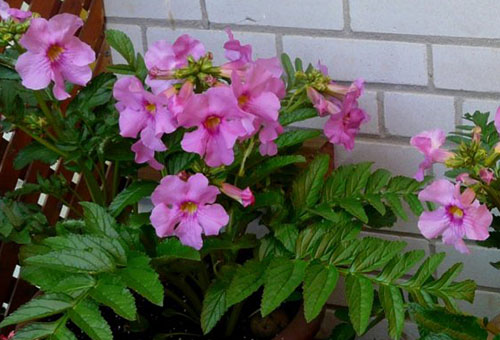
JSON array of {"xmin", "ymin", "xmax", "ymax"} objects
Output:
[{"xmin": 273, "ymin": 304, "xmax": 325, "ymax": 340}]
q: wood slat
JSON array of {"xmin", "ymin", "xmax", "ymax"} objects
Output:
[
  {"xmin": 29, "ymin": 0, "xmax": 61, "ymax": 18},
  {"xmin": 0, "ymin": 131, "xmax": 31, "ymax": 194}
]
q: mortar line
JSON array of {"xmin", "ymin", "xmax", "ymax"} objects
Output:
[
  {"xmin": 275, "ymin": 33, "xmax": 284, "ymax": 56},
  {"xmin": 199, "ymin": 0, "xmax": 209, "ymax": 29},
  {"xmin": 454, "ymin": 97, "xmax": 464, "ymax": 127},
  {"xmin": 106, "ymin": 17, "xmax": 500, "ymax": 48},
  {"xmin": 376, "ymin": 91, "xmax": 386, "ymax": 137},
  {"xmin": 426, "ymin": 44, "xmax": 435, "ymax": 90},
  {"xmin": 140, "ymin": 25, "xmax": 148, "ymax": 54},
  {"xmin": 342, "ymin": 0, "xmax": 352, "ymax": 33}
]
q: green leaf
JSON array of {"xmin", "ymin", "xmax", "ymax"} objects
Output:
[
  {"xmin": 275, "ymin": 129, "xmax": 321, "ymax": 149},
  {"xmin": 106, "ymin": 29, "xmax": 136, "ymax": 66},
  {"xmin": 21, "ymin": 266, "xmax": 68, "ymax": 292},
  {"xmin": 25, "ymin": 248, "xmax": 115, "ymax": 274},
  {"xmin": 379, "ymin": 285, "xmax": 405, "ymax": 339},
  {"xmin": 261, "ymin": 258, "xmax": 308, "ymax": 317},
  {"xmin": 345, "ymin": 274, "xmax": 374, "ymax": 335},
  {"xmin": 352, "ymin": 238, "xmax": 406, "ymax": 273},
  {"xmin": 0, "ymin": 294, "xmax": 72, "ymax": 327},
  {"xmin": 51, "ymin": 325, "xmax": 78, "ymax": 340},
  {"xmin": 377, "ymin": 250, "xmax": 426, "ymax": 283},
  {"xmin": 273, "ymin": 224, "xmax": 299, "ymax": 253},
  {"xmin": 201, "ymin": 267, "xmax": 236, "ymax": 334},
  {"xmin": 328, "ymin": 323, "xmax": 356, "ymax": 340},
  {"xmin": 345, "ymin": 162, "xmax": 372, "ymax": 196},
  {"xmin": 404, "ymin": 193, "xmax": 424, "ymax": 216},
  {"xmin": 14, "ymin": 142, "xmax": 59, "ymax": 170},
  {"xmin": 68, "ymin": 299, "xmax": 112, "ymax": 340},
  {"xmin": 303, "ymin": 263, "xmax": 339, "ymax": 322},
  {"xmin": 166, "ymin": 152, "xmax": 198, "ymax": 175},
  {"xmin": 118, "ymin": 251, "xmax": 164, "ymax": 306},
  {"xmin": 408, "ymin": 304, "xmax": 488, "ymax": 340},
  {"xmin": 90, "ymin": 274, "xmax": 137, "ymax": 321},
  {"xmin": 338, "ymin": 199, "xmax": 368, "ymax": 223},
  {"xmin": 365, "ymin": 169, "xmax": 392, "ymax": 194},
  {"xmin": 68, "ymin": 73, "xmax": 115, "ymax": 112},
  {"xmin": 109, "ymin": 181, "xmax": 157, "ymax": 217},
  {"xmin": 80, "ymin": 202, "xmax": 119, "ymax": 239},
  {"xmin": 385, "ymin": 193, "xmax": 407, "ymax": 220},
  {"xmin": 292, "ymin": 154, "xmax": 330, "ymax": 210},
  {"xmin": 307, "ymin": 203, "xmax": 343, "ymax": 223},
  {"xmin": 227, "ymin": 259, "xmax": 268, "ymax": 307},
  {"xmin": 279, "ymin": 107, "xmax": 318, "ymax": 126},
  {"xmin": 105, "ymin": 64, "xmax": 136, "ymax": 75},
  {"xmin": 242, "ymin": 155, "xmax": 306, "ymax": 186},
  {"xmin": 156, "ymin": 238, "xmax": 201, "ymax": 261},
  {"xmin": 403, "ymin": 253, "xmax": 446, "ymax": 288},
  {"xmin": 365, "ymin": 194, "xmax": 386, "ymax": 216},
  {"xmin": 13, "ymin": 322, "xmax": 58, "ymax": 340},
  {"xmin": 281, "ymin": 53, "xmax": 295, "ymax": 88},
  {"xmin": 51, "ymin": 274, "xmax": 96, "ymax": 294}
]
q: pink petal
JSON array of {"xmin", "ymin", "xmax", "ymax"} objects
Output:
[
  {"xmin": 181, "ymin": 128, "xmax": 208, "ymax": 156},
  {"xmin": 186, "ymin": 173, "xmax": 219, "ymax": 205},
  {"xmin": 140, "ymin": 126, "xmax": 167, "ymax": 151},
  {"xmin": 175, "ymin": 218, "xmax": 204, "ymax": 250},
  {"xmin": 60, "ymin": 62, "xmax": 92, "ymax": 87},
  {"xmin": 205, "ymin": 134, "xmax": 234, "ymax": 167},
  {"xmin": 463, "ymin": 204, "xmax": 492, "ymax": 241},
  {"xmin": 154, "ymin": 108, "xmax": 177, "ymax": 135},
  {"xmin": 150, "ymin": 204, "xmax": 181, "ymax": 237},
  {"xmin": 442, "ymin": 228, "xmax": 470, "ymax": 254},
  {"xmin": 19, "ymin": 18, "xmax": 50, "ymax": 52},
  {"xmin": 495, "ymin": 107, "xmax": 500, "ymax": 135},
  {"xmin": 151, "ymin": 175, "xmax": 187, "ymax": 205},
  {"xmin": 118, "ymin": 107, "xmax": 147, "ymax": 138},
  {"xmin": 47, "ymin": 13, "xmax": 83, "ymax": 41},
  {"xmin": 52, "ymin": 69, "xmax": 71, "ymax": 100},
  {"xmin": 418, "ymin": 179, "xmax": 455, "ymax": 206},
  {"xmin": 246, "ymin": 92, "xmax": 280, "ymax": 121},
  {"xmin": 62, "ymin": 37, "xmax": 95, "ymax": 66},
  {"xmin": 418, "ymin": 208, "xmax": 449, "ymax": 239},
  {"xmin": 197, "ymin": 204, "xmax": 229, "ymax": 236},
  {"xmin": 131, "ymin": 140, "xmax": 164, "ymax": 170},
  {"xmin": 173, "ymin": 34, "xmax": 205, "ymax": 63},
  {"xmin": 15, "ymin": 52, "xmax": 51, "ymax": 90}
]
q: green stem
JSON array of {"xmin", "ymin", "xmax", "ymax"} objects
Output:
[
  {"xmin": 16, "ymin": 124, "xmax": 68, "ymax": 158},
  {"xmin": 168, "ymin": 277, "xmax": 203, "ymax": 313},
  {"xmin": 80, "ymin": 163, "xmax": 105, "ymax": 206},
  {"xmin": 237, "ymin": 137, "xmax": 255, "ymax": 178},
  {"xmin": 224, "ymin": 302, "xmax": 243, "ymax": 337},
  {"xmin": 34, "ymin": 91, "xmax": 62, "ymax": 136},
  {"xmin": 112, "ymin": 161, "xmax": 120, "ymax": 200},
  {"xmin": 165, "ymin": 290, "xmax": 200, "ymax": 321}
]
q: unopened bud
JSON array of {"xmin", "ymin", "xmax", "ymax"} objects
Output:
[{"xmin": 472, "ymin": 126, "xmax": 482, "ymax": 143}]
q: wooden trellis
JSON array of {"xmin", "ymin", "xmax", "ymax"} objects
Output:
[{"xmin": 0, "ymin": 0, "xmax": 109, "ymax": 333}]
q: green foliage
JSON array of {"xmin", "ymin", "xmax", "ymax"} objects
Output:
[
  {"xmin": 106, "ymin": 29, "xmax": 136, "ymax": 66},
  {"xmin": 0, "ymin": 197, "xmax": 47, "ymax": 244},
  {"xmin": 13, "ymin": 142, "xmax": 59, "ymax": 169},
  {"xmin": 108, "ymin": 181, "xmax": 157, "ymax": 217},
  {"xmin": 1, "ymin": 203, "xmax": 163, "ymax": 339}
]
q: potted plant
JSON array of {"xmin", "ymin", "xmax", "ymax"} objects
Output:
[{"xmin": 0, "ymin": 4, "xmax": 496, "ymax": 339}]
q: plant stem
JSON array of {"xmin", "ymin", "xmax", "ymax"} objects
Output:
[
  {"xmin": 34, "ymin": 90, "xmax": 62, "ymax": 137},
  {"xmin": 168, "ymin": 277, "xmax": 203, "ymax": 313},
  {"xmin": 16, "ymin": 124, "xmax": 68, "ymax": 158},
  {"xmin": 224, "ymin": 302, "xmax": 243, "ymax": 337},
  {"xmin": 112, "ymin": 161, "xmax": 120, "ymax": 200},
  {"xmin": 237, "ymin": 137, "xmax": 255, "ymax": 178},
  {"xmin": 80, "ymin": 162, "xmax": 105, "ymax": 206},
  {"xmin": 164, "ymin": 290, "xmax": 200, "ymax": 322}
]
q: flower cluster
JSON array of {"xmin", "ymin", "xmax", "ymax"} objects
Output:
[{"xmin": 411, "ymin": 109, "xmax": 500, "ymax": 253}]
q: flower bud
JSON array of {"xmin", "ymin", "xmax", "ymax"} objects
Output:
[
  {"xmin": 472, "ymin": 126, "xmax": 481, "ymax": 143},
  {"xmin": 479, "ymin": 168, "xmax": 495, "ymax": 185},
  {"xmin": 220, "ymin": 183, "xmax": 255, "ymax": 207}
]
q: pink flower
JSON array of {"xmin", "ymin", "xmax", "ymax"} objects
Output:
[
  {"xmin": 167, "ymin": 81, "xmax": 194, "ymax": 118},
  {"xmin": 480, "ymin": 168, "xmax": 495, "ymax": 185},
  {"xmin": 0, "ymin": 331, "xmax": 15, "ymax": 340},
  {"xmin": 411, "ymin": 129, "xmax": 453, "ymax": 182},
  {"xmin": 131, "ymin": 139, "xmax": 164, "ymax": 170},
  {"xmin": 221, "ymin": 183, "xmax": 255, "ymax": 207},
  {"xmin": 178, "ymin": 86, "xmax": 247, "ymax": 167},
  {"xmin": 0, "ymin": 1, "xmax": 10, "ymax": 20},
  {"xmin": 145, "ymin": 35, "xmax": 205, "ymax": 94},
  {"xmin": 15, "ymin": 14, "xmax": 95, "ymax": 100},
  {"xmin": 456, "ymin": 173, "xmax": 478, "ymax": 186},
  {"xmin": 495, "ymin": 107, "xmax": 500, "ymax": 135},
  {"xmin": 7, "ymin": 8, "xmax": 31, "ymax": 22},
  {"xmin": 306, "ymin": 87, "xmax": 341, "ymax": 117},
  {"xmin": 230, "ymin": 61, "xmax": 284, "ymax": 156},
  {"xmin": 150, "ymin": 173, "xmax": 229, "ymax": 249},
  {"xmin": 323, "ymin": 82, "xmax": 369, "ymax": 151},
  {"xmin": 418, "ymin": 179, "xmax": 492, "ymax": 254},
  {"xmin": 220, "ymin": 28, "xmax": 253, "ymax": 78}
]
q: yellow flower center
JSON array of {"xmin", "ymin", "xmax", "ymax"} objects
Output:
[
  {"xmin": 204, "ymin": 116, "xmax": 221, "ymax": 131},
  {"xmin": 47, "ymin": 45, "xmax": 65, "ymax": 62},
  {"xmin": 238, "ymin": 95, "xmax": 249, "ymax": 107},
  {"xmin": 449, "ymin": 206, "xmax": 464, "ymax": 219},
  {"xmin": 146, "ymin": 103, "xmax": 156, "ymax": 115},
  {"xmin": 180, "ymin": 201, "xmax": 198, "ymax": 214}
]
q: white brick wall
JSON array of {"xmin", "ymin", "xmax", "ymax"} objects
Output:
[{"xmin": 105, "ymin": 0, "xmax": 500, "ymax": 335}]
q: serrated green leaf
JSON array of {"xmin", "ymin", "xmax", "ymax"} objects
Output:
[
  {"xmin": 261, "ymin": 258, "xmax": 308, "ymax": 317},
  {"xmin": 307, "ymin": 203, "xmax": 342, "ymax": 223},
  {"xmin": 68, "ymin": 299, "xmax": 112, "ymax": 340},
  {"xmin": 404, "ymin": 193, "xmax": 424, "ymax": 216},
  {"xmin": 403, "ymin": 253, "xmax": 446, "ymax": 288},
  {"xmin": 118, "ymin": 251, "xmax": 164, "ymax": 306},
  {"xmin": 80, "ymin": 202, "xmax": 119, "ymax": 239},
  {"xmin": 377, "ymin": 250, "xmax": 426, "ymax": 283},
  {"xmin": 352, "ymin": 238, "xmax": 406, "ymax": 273},
  {"xmin": 226, "ymin": 260, "xmax": 268, "ymax": 307},
  {"xmin": 109, "ymin": 181, "xmax": 157, "ymax": 217},
  {"xmin": 274, "ymin": 224, "xmax": 299, "ymax": 253},
  {"xmin": 346, "ymin": 162, "xmax": 372, "ymax": 196},
  {"xmin": 90, "ymin": 274, "xmax": 136, "ymax": 321},
  {"xmin": 345, "ymin": 274, "xmax": 374, "ymax": 335},
  {"xmin": 303, "ymin": 264, "xmax": 339, "ymax": 322},
  {"xmin": 166, "ymin": 152, "xmax": 198, "ymax": 175},
  {"xmin": 25, "ymin": 248, "xmax": 115, "ymax": 274},
  {"xmin": 0, "ymin": 294, "xmax": 72, "ymax": 328},
  {"xmin": 156, "ymin": 237, "xmax": 201, "ymax": 261},
  {"xmin": 68, "ymin": 73, "xmax": 115, "ymax": 113},
  {"xmin": 385, "ymin": 193, "xmax": 407, "ymax": 220},
  {"xmin": 338, "ymin": 199, "xmax": 368, "ymax": 223},
  {"xmin": 364, "ymin": 194, "xmax": 386, "ymax": 216},
  {"xmin": 379, "ymin": 285, "xmax": 405, "ymax": 339},
  {"xmin": 242, "ymin": 155, "xmax": 306, "ymax": 186},
  {"xmin": 13, "ymin": 142, "xmax": 59, "ymax": 170},
  {"xmin": 20, "ymin": 266, "xmax": 68, "ymax": 292},
  {"xmin": 275, "ymin": 129, "xmax": 321, "ymax": 149},
  {"xmin": 201, "ymin": 267, "xmax": 236, "ymax": 334},
  {"xmin": 281, "ymin": 53, "xmax": 295, "ymax": 88},
  {"xmin": 51, "ymin": 325, "xmax": 78, "ymax": 340},
  {"xmin": 52, "ymin": 274, "xmax": 96, "ymax": 294},
  {"xmin": 292, "ymin": 154, "xmax": 330, "ymax": 211},
  {"xmin": 106, "ymin": 29, "xmax": 136, "ymax": 66},
  {"xmin": 13, "ymin": 322, "xmax": 58, "ymax": 340},
  {"xmin": 365, "ymin": 168, "xmax": 392, "ymax": 194},
  {"xmin": 279, "ymin": 107, "xmax": 318, "ymax": 126}
]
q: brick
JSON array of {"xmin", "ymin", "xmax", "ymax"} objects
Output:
[
  {"xmin": 436, "ymin": 242, "xmax": 500, "ymax": 289},
  {"xmin": 434, "ymin": 45, "xmax": 500, "ymax": 92},
  {"xmin": 146, "ymin": 27, "xmax": 276, "ymax": 65},
  {"xmin": 458, "ymin": 290, "xmax": 500, "ymax": 319},
  {"xmin": 463, "ymin": 98, "xmax": 500, "ymax": 116},
  {"xmin": 104, "ymin": 0, "xmax": 201, "ymax": 20},
  {"xmin": 384, "ymin": 92, "xmax": 456, "ymax": 137},
  {"xmin": 283, "ymin": 36, "xmax": 427, "ymax": 86},
  {"xmin": 106, "ymin": 24, "xmax": 143, "ymax": 64},
  {"xmin": 205, "ymin": 0, "xmax": 343, "ymax": 30},
  {"xmin": 350, "ymin": 0, "xmax": 500, "ymax": 39},
  {"xmin": 292, "ymin": 91, "xmax": 379, "ymax": 135},
  {"xmin": 335, "ymin": 140, "xmax": 422, "ymax": 178}
]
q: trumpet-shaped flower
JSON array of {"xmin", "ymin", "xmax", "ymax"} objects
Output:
[
  {"xmin": 479, "ymin": 168, "xmax": 495, "ymax": 185},
  {"xmin": 418, "ymin": 179, "xmax": 492, "ymax": 254},
  {"xmin": 220, "ymin": 28, "xmax": 252, "ymax": 76},
  {"xmin": 178, "ymin": 86, "xmax": 247, "ymax": 167},
  {"xmin": 145, "ymin": 34, "xmax": 205, "ymax": 94},
  {"xmin": 150, "ymin": 173, "xmax": 229, "ymax": 249},
  {"xmin": 131, "ymin": 139, "xmax": 164, "ymax": 170},
  {"xmin": 410, "ymin": 129, "xmax": 453, "ymax": 182},
  {"xmin": 15, "ymin": 14, "xmax": 95, "ymax": 100},
  {"xmin": 221, "ymin": 183, "xmax": 255, "ymax": 207}
]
